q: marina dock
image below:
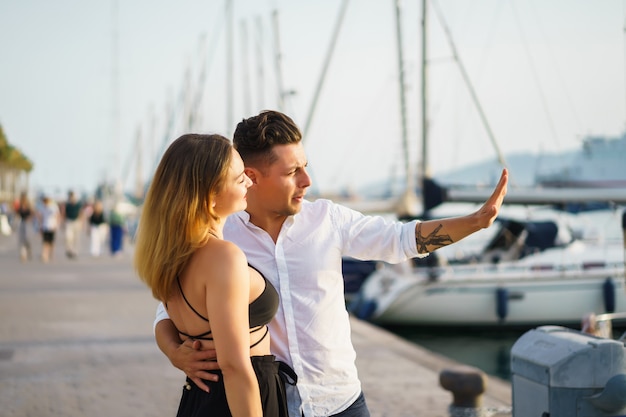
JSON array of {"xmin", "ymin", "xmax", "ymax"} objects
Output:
[{"xmin": 0, "ymin": 232, "xmax": 511, "ymax": 417}]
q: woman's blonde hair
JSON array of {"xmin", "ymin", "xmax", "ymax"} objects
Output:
[{"xmin": 134, "ymin": 134, "xmax": 233, "ymax": 301}]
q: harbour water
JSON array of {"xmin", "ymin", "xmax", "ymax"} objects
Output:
[
  {"xmin": 383, "ymin": 326, "xmax": 523, "ymax": 381},
  {"xmin": 384, "ymin": 324, "xmax": 626, "ymax": 382}
]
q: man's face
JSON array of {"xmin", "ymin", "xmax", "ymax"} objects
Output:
[{"xmin": 248, "ymin": 143, "xmax": 311, "ymax": 217}]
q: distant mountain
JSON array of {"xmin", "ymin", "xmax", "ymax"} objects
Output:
[
  {"xmin": 347, "ymin": 150, "xmax": 578, "ymax": 199},
  {"xmin": 436, "ymin": 151, "xmax": 578, "ymax": 188}
]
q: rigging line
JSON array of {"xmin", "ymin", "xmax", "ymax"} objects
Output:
[
  {"xmin": 302, "ymin": 0, "xmax": 351, "ymax": 142},
  {"xmin": 622, "ymin": 0, "xmax": 626, "ymax": 128},
  {"xmin": 528, "ymin": 0, "xmax": 583, "ymax": 137},
  {"xmin": 430, "ymin": 0, "xmax": 508, "ymax": 170},
  {"xmin": 509, "ymin": 0, "xmax": 561, "ymax": 151},
  {"xmin": 149, "ymin": 1, "xmax": 228, "ymax": 176},
  {"xmin": 430, "ymin": 1, "xmax": 505, "ymax": 171},
  {"xmin": 455, "ymin": 1, "xmax": 504, "ymax": 167},
  {"xmin": 189, "ymin": 1, "xmax": 228, "ymax": 131},
  {"xmin": 327, "ymin": 74, "xmax": 404, "ymax": 197},
  {"xmin": 472, "ymin": 1, "xmax": 505, "ymax": 87}
]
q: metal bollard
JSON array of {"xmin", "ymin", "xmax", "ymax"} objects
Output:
[{"xmin": 440, "ymin": 365, "xmax": 488, "ymax": 417}]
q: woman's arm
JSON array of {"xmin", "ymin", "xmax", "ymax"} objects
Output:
[{"xmin": 415, "ymin": 168, "xmax": 508, "ymax": 253}]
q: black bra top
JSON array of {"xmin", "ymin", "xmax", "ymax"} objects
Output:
[{"xmin": 175, "ymin": 265, "xmax": 279, "ymax": 346}]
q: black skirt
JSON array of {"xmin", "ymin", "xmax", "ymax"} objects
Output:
[{"xmin": 175, "ymin": 355, "xmax": 295, "ymax": 417}]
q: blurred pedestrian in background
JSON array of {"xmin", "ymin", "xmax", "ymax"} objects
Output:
[
  {"xmin": 38, "ymin": 195, "xmax": 60, "ymax": 263},
  {"xmin": 88, "ymin": 200, "xmax": 107, "ymax": 257},
  {"xmin": 15, "ymin": 191, "xmax": 33, "ymax": 262},
  {"xmin": 109, "ymin": 201, "xmax": 125, "ymax": 256},
  {"xmin": 62, "ymin": 190, "xmax": 83, "ymax": 259}
]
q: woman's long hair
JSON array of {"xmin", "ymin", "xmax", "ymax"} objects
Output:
[{"xmin": 134, "ymin": 134, "xmax": 232, "ymax": 301}]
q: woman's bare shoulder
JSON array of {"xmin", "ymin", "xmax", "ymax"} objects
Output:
[{"xmin": 188, "ymin": 239, "xmax": 248, "ymax": 282}]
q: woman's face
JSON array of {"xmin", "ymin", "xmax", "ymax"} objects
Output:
[{"xmin": 213, "ymin": 149, "xmax": 252, "ymax": 218}]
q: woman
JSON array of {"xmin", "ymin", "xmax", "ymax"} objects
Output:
[
  {"xmin": 109, "ymin": 201, "xmax": 125, "ymax": 256},
  {"xmin": 134, "ymin": 134, "xmax": 290, "ymax": 417},
  {"xmin": 88, "ymin": 200, "xmax": 107, "ymax": 257},
  {"xmin": 38, "ymin": 195, "xmax": 60, "ymax": 263},
  {"xmin": 16, "ymin": 192, "xmax": 33, "ymax": 261}
]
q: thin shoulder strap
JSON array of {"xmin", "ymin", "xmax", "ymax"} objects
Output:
[{"xmin": 176, "ymin": 276, "xmax": 209, "ymax": 322}]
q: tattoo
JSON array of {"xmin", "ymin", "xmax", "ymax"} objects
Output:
[{"xmin": 416, "ymin": 223, "xmax": 453, "ymax": 253}]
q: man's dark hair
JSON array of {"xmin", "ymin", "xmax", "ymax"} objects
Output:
[{"xmin": 233, "ymin": 110, "xmax": 302, "ymax": 168}]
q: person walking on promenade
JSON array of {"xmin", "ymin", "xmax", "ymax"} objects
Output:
[
  {"xmin": 38, "ymin": 195, "xmax": 61, "ymax": 263},
  {"xmin": 154, "ymin": 110, "xmax": 508, "ymax": 417},
  {"xmin": 135, "ymin": 134, "xmax": 292, "ymax": 417},
  {"xmin": 108, "ymin": 201, "xmax": 126, "ymax": 256},
  {"xmin": 62, "ymin": 190, "xmax": 83, "ymax": 259},
  {"xmin": 88, "ymin": 200, "xmax": 107, "ymax": 257},
  {"xmin": 15, "ymin": 191, "xmax": 33, "ymax": 261}
]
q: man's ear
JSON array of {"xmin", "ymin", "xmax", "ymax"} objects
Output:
[{"xmin": 244, "ymin": 167, "xmax": 258, "ymax": 184}]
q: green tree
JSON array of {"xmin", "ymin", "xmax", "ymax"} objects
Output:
[{"xmin": 0, "ymin": 123, "xmax": 33, "ymax": 171}]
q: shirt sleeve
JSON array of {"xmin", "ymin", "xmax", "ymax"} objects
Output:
[
  {"xmin": 331, "ymin": 200, "xmax": 428, "ymax": 262},
  {"xmin": 153, "ymin": 302, "xmax": 170, "ymax": 333}
]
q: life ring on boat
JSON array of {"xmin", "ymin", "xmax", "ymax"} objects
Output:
[{"xmin": 603, "ymin": 278, "xmax": 616, "ymax": 313}]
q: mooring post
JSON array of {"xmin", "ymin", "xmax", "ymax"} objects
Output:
[{"xmin": 440, "ymin": 365, "xmax": 488, "ymax": 417}]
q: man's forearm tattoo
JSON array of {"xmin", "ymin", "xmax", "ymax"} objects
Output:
[{"xmin": 416, "ymin": 223, "xmax": 454, "ymax": 253}]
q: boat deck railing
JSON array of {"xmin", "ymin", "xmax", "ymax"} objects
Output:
[{"xmin": 407, "ymin": 260, "xmax": 625, "ymax": 282}]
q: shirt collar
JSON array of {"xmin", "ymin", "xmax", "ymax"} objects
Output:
[
  {"xmin": 234, "ymin": 210, "xmax": 251, "ymax": 223},
  {"xmin": 233, "ymin": 209, "xmax": 299, "ymax": 228}
]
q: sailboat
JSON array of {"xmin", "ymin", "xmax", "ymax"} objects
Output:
[
  {"xmin": 350, "ymin": 205, "xmax": 626, "ymax": 327},
  {"xmin": 346, "ymin": 1, "xmax": 626, "ymax": 328}
]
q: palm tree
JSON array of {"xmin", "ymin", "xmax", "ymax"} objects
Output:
[{"xmin": 0, "ymin": 123, "xmax": 33, "ymax": 203}]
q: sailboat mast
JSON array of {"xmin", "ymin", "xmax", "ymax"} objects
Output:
[
  {"xmin": 271, "ymin": 10, "xmax": 286, "ymax": 112},
  {"xmin": 254, "ymin": 16, "xmax": 266, "ymax": 110},
  {"xmin": 111, "ymin": 0, "xmax": 121, "ymax": 200},
  {"xmin": 134, "ymin": 127, "xmax": 143, "ymax": 200},
  {"xmin": 226, "ymin": 0, "xmax": 234, "ymax": 138},
  {"xmin": 420, "ymin": 0, "xmax": 429, "ymax": 182},
  {"xmin": 393, "ymin": 0, "xmax": 419, "ymax": 217},
  {"xmin": 394, "ymin": 0, "xmax": 411, "ymax": 190},
  {"xmin": 240, "ymin": 20, "xmax": 252, "ymax": 117}
]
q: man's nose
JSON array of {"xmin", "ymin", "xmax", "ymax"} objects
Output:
[{"xmin": 298, "ymin": 169, "xmax": 312, "ymax": 189}]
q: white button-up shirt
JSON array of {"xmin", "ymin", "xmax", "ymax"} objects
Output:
[{"xmin": 155, "ymin": 198, "xmax": 422, "ymax": 416}]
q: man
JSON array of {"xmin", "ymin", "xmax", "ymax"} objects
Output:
[
  {"xmin": 155, "ymin": 110, "xmax": 508, "ymax": 416},
  {"xmin": 63, "ymin": 190, "xmax": 83, "ymax": 258}
]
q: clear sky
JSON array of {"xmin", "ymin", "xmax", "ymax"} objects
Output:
[{"xmin": 1, "ymin": 0, "xmax": 625, "ymax": 199}]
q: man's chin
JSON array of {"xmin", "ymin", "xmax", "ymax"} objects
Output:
[{"xmin": 283, "ymin": 204, "xmax": 302, "ymax": 216}]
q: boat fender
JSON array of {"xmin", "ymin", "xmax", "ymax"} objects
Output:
[
  {"xmin": 356, "ymin": 299, "xmax": 377, "ymax": 320},
  {"xmin": 603, "ymin": 278, "xmax": 616, "ymax": 313},
  {"xmin": 496, "ymin": 288, "xmax": 508, "ymax": 321}
]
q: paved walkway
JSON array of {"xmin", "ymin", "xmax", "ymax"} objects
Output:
[{"xmin": 0, "ymin": 228, "xmax": 511, "ymax": 417}]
